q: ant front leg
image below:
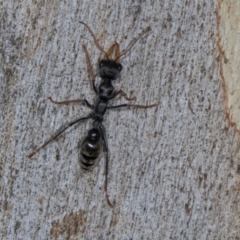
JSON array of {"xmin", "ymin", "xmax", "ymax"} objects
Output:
[
  {"xmin": 110, "ymin": 89, "xmax": 136, "ymax": 101},
  {"xmin": 82, "ymin": 45, "xmax": 98, "ymax": 94},
  {"xmin": 48, "ymin": 97, "xmax": 94, "ymax": 109}
]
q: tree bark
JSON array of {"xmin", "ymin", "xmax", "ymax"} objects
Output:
[{"xmin": 1, "ymin": 0, "xmax": 239, "ymax": 239}]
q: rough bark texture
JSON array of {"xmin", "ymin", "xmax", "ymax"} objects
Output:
[{"xmin": 1, "ymin": 0, "xmax": 240, "ymax": 239}]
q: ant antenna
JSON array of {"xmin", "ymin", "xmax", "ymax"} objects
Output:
[
  {"xmin": 80, "ymin": 22, "xmax": 151, "ymax": 62},
  {"xmin": 80, "ymin": 21, "xmax": 108, "ymax": 58},
  {"xmin": 116, "ymin": 26, "xmax": 151, "ymax": 61}
]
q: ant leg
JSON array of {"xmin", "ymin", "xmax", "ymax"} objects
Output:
[
  {"xmin": 110, "ymin": 90, "xmax": 136, "ymax": 101},
  {"xmin": 107, "ymin": 103, "xmax": 157, "ymax": 109},
  {"xmin": 116, "ymin": 26, "xmax": 151, "ymax": 61},
  {"xmin": 82, "ymin": 45, "xmax": 98, "ymax": 93},
  {"xmin": 99, "ymin": 123, "xmax": 113, "ymax": 207},
  {"xmin": 80, "ymin": 21, "xmax": 108, "ymax": 57},
  {"xmin": 28, "ymin": 115, "xmax": 91, "ymax": 158},
  {"xmin": 48, "ymin": 97, "xmax": 94, "ymax": 109}
]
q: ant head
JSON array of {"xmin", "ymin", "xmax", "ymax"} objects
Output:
[{"xmin": 99, "ymin": 59, "xmax": 122, "ymax": 80}]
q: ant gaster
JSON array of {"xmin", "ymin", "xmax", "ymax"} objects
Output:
[{"xmin": 28, "ymin": 22, "xmax": 157, "ymax": 207}]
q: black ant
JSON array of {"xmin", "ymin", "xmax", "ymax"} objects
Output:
[{"xmin": 28, "ymin": 22, "xmax": 157, "ymax": 207}]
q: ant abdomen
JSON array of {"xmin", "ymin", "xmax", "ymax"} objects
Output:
[{"xmin": 79, "ymin": 128, "xmax": 103, "ymax": 170}]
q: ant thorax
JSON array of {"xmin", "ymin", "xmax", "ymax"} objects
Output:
[{"xmin": 98, "ymin": 79, "xmax": 114, "ymax": 100}]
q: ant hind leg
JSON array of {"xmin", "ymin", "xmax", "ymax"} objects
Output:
[
  {"xmin": 28, "ymin": 115, "xmax": 91, "ymax": 158},
  {"xmin": 107, "ymin": 103, "xmax": 157, "ymax": 110},
  {"xmin": 99, "ymin": 123, "xmax": 113, "ymax": 207}
]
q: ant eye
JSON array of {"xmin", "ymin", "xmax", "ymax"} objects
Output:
[
  {"xmin": 99, "ymin": 61, "xmax": 104, "ymax": 67},
  {"xmin": 118, "ymin": 64, "xmax": 122, "ymax": 71}
]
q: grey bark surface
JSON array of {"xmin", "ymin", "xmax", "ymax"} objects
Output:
[{"xmin": 1, "ymin": 0, "xmax": 240, "ymax": 239}]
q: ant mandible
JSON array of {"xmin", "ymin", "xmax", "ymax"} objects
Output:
[{"xmin": 28, "ymin": 21, "xmax": 157, "ymax": 207}]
